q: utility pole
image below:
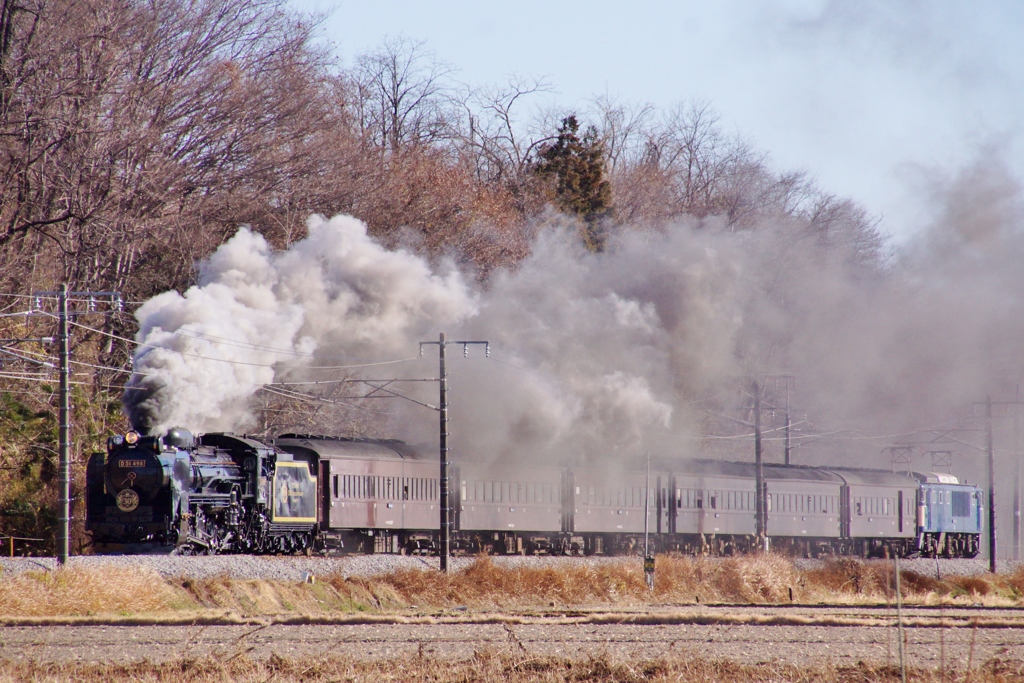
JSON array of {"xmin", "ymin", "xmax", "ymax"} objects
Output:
[
  {"xmin": 784, "ymin": 379, "xmax": 792, "ymax": 466},
  {"xmin": 419, "ymin": 333, "xmax": 488, "ymax": 572},
  {"xmin": 987, "ymin": 395, "xmax": 996, "ymax": 573},
  {"xmin": 1014, "ymin": 386, "xmax": 1021, "ymax": 562},
  {"xmin": 58, "ymin": 284, "xmax": 70, "ymax": 566},
  {"xmin": 32, "ymin": 286, "xmax": 121, "ymax": 564},
  {"xmin": 753, "ymin": 379, "xmax": 765, "ymax": 549}
]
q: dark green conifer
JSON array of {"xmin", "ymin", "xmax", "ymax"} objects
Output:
[{"xmin": 534, "ymin": 115, "xmax": 613, "ymax": 251}]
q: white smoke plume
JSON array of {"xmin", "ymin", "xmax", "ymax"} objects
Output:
[{"xmin": 123, "ymin": 214, "xmax": 477, "ymax": 434}]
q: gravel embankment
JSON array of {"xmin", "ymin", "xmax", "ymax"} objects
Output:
[{"xmin": 0, "ymin": 554, "xmax": 1020, "ymax": 580}]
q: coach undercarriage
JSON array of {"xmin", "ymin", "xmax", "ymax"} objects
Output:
[{"xmin": 315, "ymin": 528, "xmax": 933, "ymax": 558}]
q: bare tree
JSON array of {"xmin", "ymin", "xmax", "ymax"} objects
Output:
[
  {"xmin": 454, "ymin": 76, "xmax": 553, "ymax": 189},
  {"xmin": 0, "ymin": 0, "xmax": 334, "ymax": 300},
  {"xmin": 351, "ymin": 36, "xmax": 456, "ymax": 153}
]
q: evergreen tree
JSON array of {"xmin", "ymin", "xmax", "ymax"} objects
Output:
[{"xmin": 534, "ymin": 115, "xmax": 614, "ymax": 251}]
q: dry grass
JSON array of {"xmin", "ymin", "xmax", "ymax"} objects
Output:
[
  {"xmin": 801, "ymin": 558, "xmax": 1024, "ymax": 606},
  {"xmin": 2, "ymin": 555, "xmax": 1023, "ymax": 619},
  {"xmin": 1, "ymin": 652, "xmax": 1022, "ymax": 683},
  {"xmin": 0, "ymin": 566, "xmax": 185, "ymax": 617}
]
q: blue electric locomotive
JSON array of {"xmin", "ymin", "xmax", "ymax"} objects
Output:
[{"xmin": 913, "ymin": 472, "xmax": 983, "ymax": 557}]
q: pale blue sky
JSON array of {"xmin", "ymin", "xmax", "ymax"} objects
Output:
[{"xmin": 290, "ymin": 0, "xmax": 1023, "ymax": 242}]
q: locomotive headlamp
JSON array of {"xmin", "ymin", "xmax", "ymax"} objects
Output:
[
  {"xmin": 125, "ymin": 431, "xmax": 140, "ymax": 444},
  {"xmin": 111, "ymin": 435, "xmax": 124, "ymax": 446}
]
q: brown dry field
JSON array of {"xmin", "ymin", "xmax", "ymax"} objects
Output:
[
  {"xmin": 2, "ymin": 555, "xmax": 1024, "ymax": 681},
  {"xmin": 2, "ymin": 554, "xmax": 1024, "ymax": 619}
]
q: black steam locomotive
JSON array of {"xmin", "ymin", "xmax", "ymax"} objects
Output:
[
  {"xmin": 86, "ymin": 429, "xmax": 317, "ymax": 554},
  {"xmin": 86, "ymin": 429, "xmax": 984, "ymax": 558}
]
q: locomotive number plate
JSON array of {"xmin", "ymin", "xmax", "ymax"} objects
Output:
[{"xmin": 118, "ymin": 460, "xmax": 146, "ymax": 468}]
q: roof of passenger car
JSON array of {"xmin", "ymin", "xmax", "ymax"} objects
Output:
[
  {"xmin": 275, "ymin": 434, "xmax": 424, "ymax": 460},
  {"xmin": 822, "ymin": 468, "xmax": 918, "ymax": 486},
  {"xmin": 647, "ymin": 458, "xmax": 845, "ymax": 482}
]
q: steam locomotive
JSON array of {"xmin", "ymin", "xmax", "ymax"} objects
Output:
[
  {"xmin": 86, "ymin": 429, "xmax": 317, "ymax": 554},
  {"xmin": 86, "ymin": 429, "xmax": 984, "ymax": 558}
]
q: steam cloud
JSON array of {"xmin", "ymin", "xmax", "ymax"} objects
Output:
[
  {"xmin": 123, "ymin": 215, "xmax": 477, "ymax": 435},
  {"xmin": 125, "ymin": 156, "xmax": 1024, "ymax": 467}
]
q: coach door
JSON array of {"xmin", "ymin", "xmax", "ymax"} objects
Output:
[
  {"xmin": 656, "ymin": 476, "xmax": 663, "ymax": 534},
  {"xmin": 450, "ymin": 465, "xmax": 461, "ymax": 531},
  {"xmin": 668, "ymin": 475, "xmax": 678, "ymax": 534},
  {"xmin": 560, "ymin": 469, "xmax": 574, "ymax": 533},
  {"xmin": 319, "ymin": 460, "xmax": 330, "ymax": 530},
  {"xmin": 839, "ymin": 485, "xmax": 851, "ymax": 538}
]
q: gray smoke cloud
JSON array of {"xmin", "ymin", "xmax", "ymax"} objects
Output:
[{"xmin": 125, "ymin": 155, "xmax": 1024, "ymax": 469}]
